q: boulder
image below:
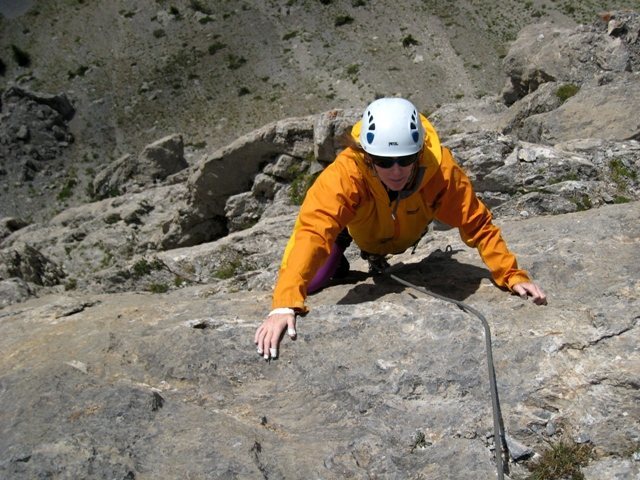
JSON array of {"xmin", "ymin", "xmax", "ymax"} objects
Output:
[
  {"xmin": 0, "ymin": 217, "xmax": 28, "ymax": 242},
  {"xmin": 0, "ymin": 243, "xmax": 65, "ymax": 287},
  {"xmin": 92, "ymin": 134, "xmax": 187, "ymax": 199},
  {"xmin": 518, "ymin": 75, "xmax": 640, "ymax": 143},
  {"xmin": 501, "ymin": 11, "xmax": 640, "ymax": 104},
  {"xmin": 445, "ymin": 132, "xmax": 640, "ymax": 216},
  {"xmin": 3, "ymin": 86, "xmax": 75, "ymax": 121},
  {"xmin": 0, "ymin": 184, "xmax": 193, "ymax": 301},
  {"xmin": 0, "ymin": 87, "xmax": 76, "ymax": 222},
  {"xmin": 0, "ymin": 278, "xmax": 33, "ymax": 307},
  {"xmin": 313, "ymin": 108, "xmax": 360, "ymax": 165}
]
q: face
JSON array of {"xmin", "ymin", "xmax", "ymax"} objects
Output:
[
  {"xmin": 374, "ymin": 162, "xmax": 415, "ymax": 191},
  {"xmin": 369, "ymin": 153, "xmax": 419, "ymax": 191}
]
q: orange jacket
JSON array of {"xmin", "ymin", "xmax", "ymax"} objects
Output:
[{"xmin": 272, "ymin": 115, "xmax": 531, "ymax": 312}]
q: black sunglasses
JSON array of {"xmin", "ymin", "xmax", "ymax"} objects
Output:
[{"xmin": 368, "ymin": 152, "xmax": 419, "ymax": 169}]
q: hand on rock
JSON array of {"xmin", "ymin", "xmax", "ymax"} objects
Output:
[
  {"xmin": 512, "ymin": 282, "xmax": 547, "ymax": 305},
  {"xmin": 254, "ymin": 312, "xmax": 297, "ymax": 360}
]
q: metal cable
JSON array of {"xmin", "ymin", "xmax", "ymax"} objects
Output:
[{"xmin": 388, "ymin": 271, "xmax": 508, "ymax": 479}]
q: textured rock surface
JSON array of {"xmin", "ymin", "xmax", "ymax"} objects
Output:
[
  {"xmin": 92, "ymin": 134, "xmax": 188, "ymax": 200},
  {"xmin": 2, "ymin": 9, "xmax": 640, "ymax": 479},
  {"xmin": 0, "ymin": 202, "xmax": 638, "ymax": 479}
]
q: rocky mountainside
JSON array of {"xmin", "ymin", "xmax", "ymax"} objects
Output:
[
  {"xmin": 1, "ymin": 0, "xmax": 639, "ymax": 223},
  {"xmin": 1, "ymin": 3, "xmax": 639, "ymax": 480}
]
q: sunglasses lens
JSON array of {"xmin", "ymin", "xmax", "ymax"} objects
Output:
[
  {"xmin": 371, "ymin": 156, "xmax": 393, "ymax": 168},
  {"xmin": 370, "ymin": 153, "xmax": 417, "ymax": 168},
  {"xmin": 397, "ymin": 155, "xmax": 417, "ymax": 167}
]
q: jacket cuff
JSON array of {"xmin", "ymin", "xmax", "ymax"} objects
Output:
[{"xmin": 506, "ymin": 273, "xmax": 532, "ymax": 291}]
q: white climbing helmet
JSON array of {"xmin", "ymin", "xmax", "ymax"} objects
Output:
[{"xmin": 359, "ymin": 97, "xmax": 425, "ymax": 156}]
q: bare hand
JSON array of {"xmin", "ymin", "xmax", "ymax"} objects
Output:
[
  {"xmin": 254, "ymin": 313, "xmax": 297, "ymax": 360},
  {"xmin": 512, "ymin": 282, "xmax": 547, "ymax": 305}
]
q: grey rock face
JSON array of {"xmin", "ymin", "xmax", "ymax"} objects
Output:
[
  {"xmin": 0, "ymin": 87, "xmax": 76, "ymax": 222},
  {"xmin": 1, "ymin": 12, "xmax": 640, "ymax": 478},
  {"xmin": 0, "ymin": 277, "xmax": 33, "ymax": 307},
  {"xmin": 501, "ymin": 12, "xmax": 640, "ymax": 104},
  {"xmin": 583, "ymin": 457, "xmax": 640, "ymax": 480},
  {"xmin": 519, "ymin": 75, "xmax": 640, "ymax": 144},
  {"xmin": 313, "ymin": 108, "xmax": 360, "ymax": 164},
  {"xmin": 0, "ymin": 202, "xmax": 638, "ymax": 479},
  {"xmin": 1, "ymin": 112, "xmax": 638, "ymax": 305},
  {"xmin": 0, "ymin": 184, "xmax": 192, "ymax": 296},
  {"xmin": 0, "ymin": 217, "xmax": 28, "ymax": 242},
  {"xmin": 446, "ymin": 132, "xmax": 639, "ymax": 217},
  {"xmin": 441, "ymin": 12, "xmax": 640, "ymax": 147},
  {"xmin": 92, "ymin": 134, "xmax": 187, "ymax": 199},
  {"xmin": 0, "ymin": 242, "xmax": 64, "ymax": 286}
]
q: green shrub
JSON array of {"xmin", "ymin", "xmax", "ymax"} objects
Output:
[
  {"xmin": 610, "ymin": 158, "xmax": 637, "ymax": 180},
  {"xmin": 289, "ymin": 171, "xmax": 319, "ymax": 205},
  {"xmin": 174, "ymin": 276, "xmax": 189, "ymax": 287},
  {"xmin": 335, "ymin": 15, "xmax": 354, "ymax": 26},
  {"xmin": 573, "ymin": 194, "xmax": 592, "ymax": 211},
  {"xmin": 283, "ymin": 30, "xmax": 298, "ymax": 40},
  {"xmin": 556, "ymin": 83, "xmax": 580, "ymax": 103},
  {"xmin": 610, "ymin": 158, "xmax": 637, "ymax": 192},
  {"xmin": 104, "ymin": 213, "xmax": 121, "ymax": 225},
  {"xmin": 149, "ymin": 283, "xmax": 169, "ymax": 293},
  {"xmin": 208, "ymin": 41, "xmax": 226, "ymax": 55},
  {"xmin": 57, "ymin": 178, "xmax": 77, "ymax": 201},
  {"xmin": 134, "ymin": 259, "xmax": 152, "ymax": 277},
  {"xmin": 346, "ymin": 64, "xmax": 359, "ymax": 76},
  {"xmin": 227, "ymin": 54, "xmax": 247, "ymax": 70},
  {"xmin": 214, "ymin": 251, "xmax": 243, "ymax": 279},
  {"xmin": 132, "ymin": 258, "xmax": 165, "ymax": 278},
  {"xmin": 346, "ymin": 64, "xmax": 360, "ymax": 83},
  {"xmin": 104, "ymin": 186, "xmax": 121, "ymax": 199},
  {"xmin": 525, "ymin": 439, "xmax": 592, "ymax": 480},
  {"xmin": 189, "ymin": 0, "xmax": 212, "ymax": 14}
]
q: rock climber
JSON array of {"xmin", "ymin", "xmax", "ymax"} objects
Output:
[{"xmin": 255, "ymin": 97, "xmax": 547, "ymax": 360}]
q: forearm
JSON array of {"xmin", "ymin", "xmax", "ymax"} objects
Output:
[
  {"xmin": 434, "ymin": 149, "xmax": 530, "ymax": 289},
  {"xmin": 460, "ymin": 219, "xmax": 531, "ymax": 289}
]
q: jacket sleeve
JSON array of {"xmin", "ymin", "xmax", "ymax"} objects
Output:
[
  {"xmin": 432, "ymin": 148, "xmax": 531, "ymax": 289},
  {"xmin": 271, "ymin": 159, "xmax": 361, "ymax": 312}
]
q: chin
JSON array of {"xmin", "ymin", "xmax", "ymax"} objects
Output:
[{"xmin": 389, "ymin": 182, "xmax": 407, "ymax": 191}]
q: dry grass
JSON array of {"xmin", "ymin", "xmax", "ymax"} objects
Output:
[{"xmin": 525, "ymin": 439, "xmax": 593, "ymax": 480}]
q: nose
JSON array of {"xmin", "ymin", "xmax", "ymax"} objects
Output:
[{"xmin": 389, "ymin": 163, "xmax": 403, "ymax": 174}]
